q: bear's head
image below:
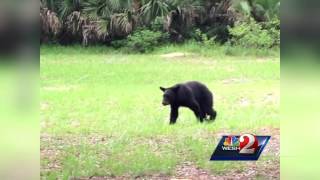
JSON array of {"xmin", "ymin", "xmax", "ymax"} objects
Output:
[{"xmin": 160, "ymin": 85, "xmax": 179, "ymax": 106}]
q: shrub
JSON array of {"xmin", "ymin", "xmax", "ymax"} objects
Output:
[
  {"xmin": 192, "ymin": 29, "xmax": 217, "ymax": 46},
  {"xmin": 110, "ymin": 39, "xmax": 128, "ymax": 49},
  {"xmin": 126, "ymin": 29, "xmax": 169, "ymax": 53},
  {"xmin": 150, "ymin": 17, "xmax": 165, "ymax": 31},
  {"xmin": 262, "ymin": 18, "xmax": 280, "ymax": 46},
  {"xmin": 228, "ymin": 18, "xmax": 280, "ymax": 48}
]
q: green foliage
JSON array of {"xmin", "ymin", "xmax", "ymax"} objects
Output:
[
  {"xmin": 41, "ymin": 0, "xmax": 280, "ymax": 48},
  {"xmin": 262, "ymin": 17, "xmax": 280, "ymax": 46},
  {"xmin": 232, "ymin": 0, "xmax": 280, "ymax": 22},
  {"xmin": 150, "ymin": 16, "xmax": 165, "ymax": 31},
  {"xmin": 141, "ymin": 0, "xmax": 170, "ymax": 24},
  {"xmin": 127, "ymin": 29, "xmax": 168, "ymax": 52},
  {"xmin": 193, "ymin": 29, "xmax": 216, "ymax": 46},
  {"xmin": 110, "ymin": 39, "xmax": 128, "ymax": 48},
  {"xmin": 112, "ymin": 29, "xmax": 169, "ymax": 53},
  {"xmin": 255, "ymin": 0, "xmax": 280, "ymax": 19},
  {"xmin": 228, "ymin": 18, "xmax": 279, "ymax": 48},
  {"xmin": 82, "ymin": 0, "xmax": 131, "ymax": 20},
  {"xmin": 58, "ymin": 0, "xmax": 82, "ymax": 19}
]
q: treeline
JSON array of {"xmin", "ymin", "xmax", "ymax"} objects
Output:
[{"xmin": 40, "ymin": 0, "xmax": 280, "ymax": 52}]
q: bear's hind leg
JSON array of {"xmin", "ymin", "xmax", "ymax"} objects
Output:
[
  {"xmin": 200, "ymin": 104, "xmax": 209, "ymax": 120},
  {"xmin": 190, "ymin": 102, "xmax": 205, "ymax": 122},
  {"xmin": 202, "ymin": 106, "xmax": 217, "ymax": 121},
  {"xmin": 208, "ymin": 108, "xmax": 217, "ymax": 121}
]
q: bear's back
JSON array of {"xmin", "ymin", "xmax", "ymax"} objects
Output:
[{"xmin": 184, "ymin": 81, "xmax": 212, "ymax": 100}]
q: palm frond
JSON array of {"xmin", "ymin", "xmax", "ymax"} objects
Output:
[
  {"xmin": 57, "ymin": 0, "xmax": 83, "ymax": 19},
  {"xmin": 141, "ymin": 0, "xmax": 169, "ymax": 24},
  {"xmin": 110, "ymin": 12, "xmax": 133, "ymax": 36},
  {"xmin": 40, "ymin": 7, "xmax": 62, "ymax": 43}
]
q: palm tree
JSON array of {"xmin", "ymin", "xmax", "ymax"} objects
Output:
[
  {"xmin": 132, "ymin": 0, "xmax": 142, "ymax": 13},
  {"xmin": 40, "ymin": 1, "xmax": 62, "ymax": 43},
  {"xmin": 140, "ymin": 0, "xmax": 170, "ymax": 24},
  {"xmin": 82, "ymin": 0, "xmax": 135, "ymax": 37},
  {"xmin": 164, "ymin": 0, "xmax": 235, "ymax": 42},
  {"xmin": 40, "ymin": 0, "xmax": 279, "ymax": 45},
  {"xmin": 255, "ymin": 0, "xmax": 280, "ymax": 20},
  {"xmin": 238, "ymin": 0, "xmax": 280, "ymax": 22},
  {"xmin": 82, "ymin": 0, "xmax": 131, "ymax": 19}
]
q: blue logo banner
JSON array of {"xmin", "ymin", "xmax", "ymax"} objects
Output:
[{"xmin": 210, "ymin": 134, "xmax": 270, "ymax": 161}]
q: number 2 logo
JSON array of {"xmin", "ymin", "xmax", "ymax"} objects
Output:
[{"xmin": 239, "ymin": 134, "xmax": 259, "ymax": 154}]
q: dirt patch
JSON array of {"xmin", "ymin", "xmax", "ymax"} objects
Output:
[
  {"xmin": 43, "ymin": 128, "xmax": 279, "ymax": 179},
  {"xmin": 41, "ymin": 133, "xmax": 111, "ymax": 172},
  {"xmin": 41, "ymin": 134, "xmax": 111, "ymax": 149},
  {"xmin": 173, "ymin": 161, "xmax": 278, "ymax": 180},
  {"xmin": 73, "ymin": 129, "xmax": 279, "ymax": 180},
  {"xmin": 160, "ymin": 52, "xmax": 193, "ymax": 59},
  {"xmin": 41, "ymin": 102, "xmax": 50, "ymax": 110},
  {"xmin": 238, "ymin": 97, "xmax": 251, "ymax": 107},
  {"xmin": 222, "ymin": 78, "xmax": 250, "ymax": 85},
  {"xmin": 43, "ymin": 85, "xmax": 77, "ymax": 92},
  {"xmin": 75, "ymin": 159, "xmax": 279, "ymax": 180},
  {"xmin": 175, "ymin": 162, "xmax": 217, "ymax": 180},
  {"xmin": 262, "ymin": 92, "xmax": 279, "ymax": 105},
  {"xmin": 258, "ymin": 128, "xmax": 280, "ymax": 156},
  {"xmin": 160, "ymin": 52, "xmax": 219, "ymax": 66}
]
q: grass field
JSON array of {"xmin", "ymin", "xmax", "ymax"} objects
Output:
[{"xmin": 40, "ymin": 44, "xmax": 280, "ymax": 179}]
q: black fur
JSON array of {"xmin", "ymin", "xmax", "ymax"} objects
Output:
[{"xmin": 160, "ymin": 81, "xmax": 217, "ymax": 124}]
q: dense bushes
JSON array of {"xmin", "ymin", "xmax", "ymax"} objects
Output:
[
  {"xmin": 40, "ymin": 0, "xmax": 280, "ymax": 53},
  {"xmin": 112, "ymin": 29, "xmax": 169, "ymax": 52},
  {"xmin": 228, "ymin": 18, "xmax": 279, "ymax": 49}
]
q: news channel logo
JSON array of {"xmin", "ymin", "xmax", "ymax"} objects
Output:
[{"xmin": 210, "ymin": 134, "xmax": 270, "ymax": 160}]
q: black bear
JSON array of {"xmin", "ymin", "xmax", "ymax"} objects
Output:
[{"xmin": 160, "ymin": 81, "xmax": 217, "ymax": 124}]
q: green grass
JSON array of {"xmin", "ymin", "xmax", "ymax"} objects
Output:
[{"xmin": 40, "ymin": 44, "xmax": 279, "ymax": 179}]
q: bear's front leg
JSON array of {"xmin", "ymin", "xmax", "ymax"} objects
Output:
[{"xmin": 170, "ymin": 106, "xmax": 179, "ymax": 124}]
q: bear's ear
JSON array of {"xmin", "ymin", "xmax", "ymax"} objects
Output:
[{"xmin": 160, "ymin": 87, "xmax": 166, "ymax": 92}]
